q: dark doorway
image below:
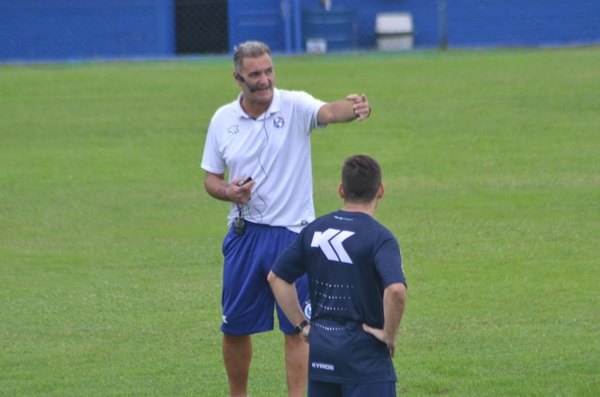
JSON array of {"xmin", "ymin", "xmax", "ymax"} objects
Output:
[{"xmin": 175, "ymin": 0, "xmax": 228, "ymax": 54}]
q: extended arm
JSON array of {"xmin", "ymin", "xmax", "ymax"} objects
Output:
[
  {"xmin": 362, "ymin": 282, "xmax": 407, "ymax": 356},
  {"xmin": 317, "ymin": 94, "xmax": 372, "ymax": 124}
]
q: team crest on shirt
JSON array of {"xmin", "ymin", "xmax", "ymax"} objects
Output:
[
  {"xmin": 273, "ymin": 116, "xmax": 285, "ymax": 128},
  {"xmin": 303, "ymin": 301, "xmax": 312, "ymax": 320}
]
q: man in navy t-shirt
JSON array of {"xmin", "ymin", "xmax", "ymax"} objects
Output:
[{"xmin": 268, "ymin": 155, "xmax": 407, "ymax": 397}]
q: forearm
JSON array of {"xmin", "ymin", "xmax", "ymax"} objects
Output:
[
  {"xmin": 318, "ymin": 94, "xmax": 371, "ymax": 124},
  {"xmin": 204, "ymin": 172, "xmax": 253, "ymax": 203},
  {"xmin": 382, "ymin": 283, "xmax": 407, "ymax": 341},
  {"xmin": 318, "ymin": 99, "xmax": 357, "ymax": 124},
  {"xmin": 267, "ymin": 272, "xmax": 306, "ymax": 326},
  {"xmin": 204, "ymin": 172, "xmax": 229, "ymax": 201}
]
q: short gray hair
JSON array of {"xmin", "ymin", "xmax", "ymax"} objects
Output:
[{"xmin": 233, "ymin": 41, "xmax": 271, "ymax": 73}]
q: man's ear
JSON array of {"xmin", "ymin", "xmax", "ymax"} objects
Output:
[
  {"xmin": 338, "ymin": 183, "xmax": 345, "ymax": 199},
  {"xmin": 377, "ymin": 183, "xmax": 385, "ymax": 199}
]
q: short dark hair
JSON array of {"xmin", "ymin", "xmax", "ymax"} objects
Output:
[
  {"xmin": 233, "ymin": 41, "xmax": 271, "ymax": 73},
  {"xmin": 341, "ymin": 155, "xmax": 382, "ymax": 203}
]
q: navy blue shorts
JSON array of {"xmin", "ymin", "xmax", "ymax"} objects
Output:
[
  {"xmin": 308, "ymin": 380, "xmax": 396, "ymax": 397},
  {"xmin": 220, "ymin": 221, "xmax": 310, "ymax": 335}
]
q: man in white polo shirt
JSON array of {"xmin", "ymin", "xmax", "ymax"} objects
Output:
[{"xmin": 201, "ymin": 40, "xmax": 371, "ymax": 397}]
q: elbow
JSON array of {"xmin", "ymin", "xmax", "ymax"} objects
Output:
[
  {"xmin": 267, "ymin": 271, "xmax": 295, "ymax": 294},
  {"xmin": 388, "ymin": 282, "xmax": 407, "ymax": 302},
  {"xmin": 204, "ymin": 171, "xmax": 225, "ymax": 196}
]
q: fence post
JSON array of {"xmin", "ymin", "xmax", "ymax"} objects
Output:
[{"xmin": 438, "ymin": 0, "xmax": 448, "ymax": 50}]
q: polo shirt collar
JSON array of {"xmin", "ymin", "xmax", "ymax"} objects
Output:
[{"xmin": 236, "ymin": 88, "xmax": 281, "ymax": 120}]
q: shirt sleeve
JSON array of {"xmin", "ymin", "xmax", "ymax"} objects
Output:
[
  {"xmin": 201, "ymin": 112, "xmax": 226, "ymax": 175},
  {"xmin": 373, "ymin": 232, "xmax": 406, "ymax": 288},
  {"xmin": 271, "ymin": 235, "xmax": 306, "ymax": 283},
  {"xmin": 290, "ymin": 90, "xmax": 326, "ymax": 132}
]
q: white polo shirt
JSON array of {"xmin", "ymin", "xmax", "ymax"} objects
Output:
[{"xmin": 201, "ymin": 88, "xmax": 326, "ymax": 232}]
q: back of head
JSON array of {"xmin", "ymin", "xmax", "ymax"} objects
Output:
[
  {"xmin": 342, "ymin": 155, "xmax": 382, "ymax": 204},
  {"xmin": 233, "ymin": 41, "xmax": 271, "ymax": 73}
]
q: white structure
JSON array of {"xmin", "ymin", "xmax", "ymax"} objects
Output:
[{"xmin": 375, "ymin": 12, "xmax": 414, "ymax": 51}]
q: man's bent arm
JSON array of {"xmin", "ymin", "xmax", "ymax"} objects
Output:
[
  {"xmin": 204, "ymin": 171, "xmax": 229, "ymax": 201},
  {"xmin": 382, "ymin": 282, "xmax": 407, "ymax": 346},
  {"xmin": 267, "ymin": 271, "xmax": 306, "ymax": 328},
  {"xmin": 204, "ymin": 171, "xmax": 254, "ymax": 203},
  {"xmin": 362, "ymin": 282, "xmax": 407, "ymax": 356}
]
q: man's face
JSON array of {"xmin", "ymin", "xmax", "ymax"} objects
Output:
[{"xmin": 237, "ymin": 53, "xmax": 275, "ymax": 105}]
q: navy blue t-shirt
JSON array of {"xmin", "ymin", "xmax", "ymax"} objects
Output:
[{"xmin": 271, "ymin": 210, "xmax": 406, "ymax": 384}]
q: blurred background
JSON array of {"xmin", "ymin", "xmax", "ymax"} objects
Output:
[{"xmin": 1, "ymin": 0, "xmax": 600, "ymax": 63}]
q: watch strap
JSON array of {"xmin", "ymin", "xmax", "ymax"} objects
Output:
[{"xmin": 294, "ymin": 319, "xmax": 309, "ymax": 334}]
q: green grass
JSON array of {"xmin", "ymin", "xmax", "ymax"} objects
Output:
[{"xmin": 1, "ymin": 47, "xmax": 599, "ymax": 396}]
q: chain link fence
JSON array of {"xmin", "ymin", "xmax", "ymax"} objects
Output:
[{"xmin": 175, "ymin": 0, "xmax": 228, "ymax": 55}]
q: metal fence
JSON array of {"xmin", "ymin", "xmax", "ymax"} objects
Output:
[{"xmin": 175, "ymin": 0, "xmax": 228, "ymax": 55}]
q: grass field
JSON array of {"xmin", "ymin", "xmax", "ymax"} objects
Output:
[{"xmin": 1, "ymin": 47, "xmax": 599, "ymax": 396}]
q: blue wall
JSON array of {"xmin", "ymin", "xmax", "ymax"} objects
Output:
[
  {"xmin": 446, "ymin": 0, "xmax": 600, "ymax": 48},
  {"xmin": 1, "ymin": 0, "xmax": 599, "ymax": 62},
  {"xmin": 0, "ymin": 0, "xmax": 173, "ymax": 61},
  {"xmin": 229, "ymin": 0, "xmax": 600, "ymax": 51},
  {"xmin": 228, "ymin": 0, "xmax": 290, "ymax": 54}
]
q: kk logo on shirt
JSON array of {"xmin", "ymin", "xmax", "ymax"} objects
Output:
[{"xmin": 311, "ymin": 229, "xmax": 355, "ymax": 264}]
